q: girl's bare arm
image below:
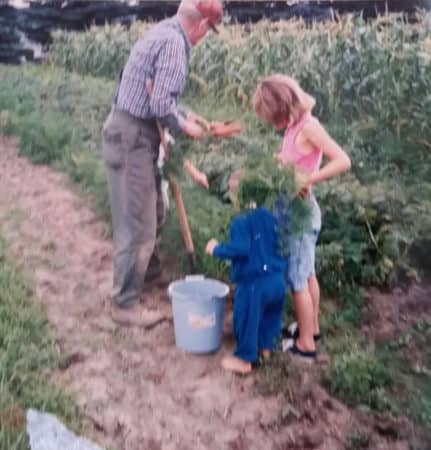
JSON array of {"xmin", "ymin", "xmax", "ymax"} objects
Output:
[{"xmin": 303, "ymin": 118, "xmax": 351, "ymax": 186}]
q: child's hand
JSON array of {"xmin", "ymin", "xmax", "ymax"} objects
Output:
[{"xmin": 205, "ymin": 238, "xmax": 219, "ymax": 255}]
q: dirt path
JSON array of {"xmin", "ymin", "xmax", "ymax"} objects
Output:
[{"xmin": 0, "ymin": 137, "xmax": 422, "ymax": 450}]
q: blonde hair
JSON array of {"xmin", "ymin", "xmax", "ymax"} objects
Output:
[{"xmin": 252, "ymin": 74, "xmax": 316, "ymax": 126}]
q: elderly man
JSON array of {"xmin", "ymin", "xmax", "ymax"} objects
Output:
[{"xmin": 102, "ymin": 0, "xmax": 222, "ymax": 320}]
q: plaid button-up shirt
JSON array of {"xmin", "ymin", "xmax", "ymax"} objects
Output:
[{"xmin": 114, "ymin": 17, "xmax": 191, "ymax": 131}]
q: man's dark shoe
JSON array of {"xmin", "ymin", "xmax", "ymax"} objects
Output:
[
  {"xmin": 145, "ymin": 254, "xmax": 162, "ymax": 282},
  {"xmin": 144, "ymin": 266, "xmax": 162, "ymax": 282},
  {"xmin": 110, "ymin": 302, "xmax": 167, "ymax": 327},
  {"xmin": 144, "ymin": 272, "xmax": 171, "ymax": 291}
]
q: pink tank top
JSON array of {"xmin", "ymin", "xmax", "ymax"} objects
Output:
[{"xmin": 280, "ymin": 113, "xmax": 322, "ymax": 175}]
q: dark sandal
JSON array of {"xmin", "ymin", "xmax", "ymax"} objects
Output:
[
  {"xmin": 288, "ymin": 343, "xmax": 316, "ymax": 360},
  {"xmin": 282, "ymin": 324, "xmax": 321, "ymax": 342}
]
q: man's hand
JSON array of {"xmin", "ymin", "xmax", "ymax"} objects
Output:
[
  {"xmin": 183, "ymin": 120, "xmax": 206, "ymax": 140},
  {"xmin": 205, "ymin": 238, "xmax": 219, "ymax": 255},
  {"xmin": 187, "ymin": 111, "xmax": 210, "ymax": 131}
]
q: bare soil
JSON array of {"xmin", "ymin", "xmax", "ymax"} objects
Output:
[
  {"xmin": 0, "ymin": 137, "xmax": 427, "ymax": 450},
  {"xmin": 362, "ymin": 283, "xmax": 431, "ymax": 342}
]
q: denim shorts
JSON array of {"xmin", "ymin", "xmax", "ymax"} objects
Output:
[{"xmin": 286, "ymin": 196, "xmax": 321, "ymax": 292}]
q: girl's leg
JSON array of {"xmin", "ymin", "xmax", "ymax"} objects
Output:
[
  {"xmin": 308, "ymin": 275, "xmax": 320, "ymax": 336},
  {"xmin": 287, "ymin": 230, "xmax": 319, "ymax": 353},
  {"xmin": 293, "ymin": 287, "xmax": 316, "ymax": 352}
]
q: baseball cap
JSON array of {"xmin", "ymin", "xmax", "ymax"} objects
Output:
[{"xmin": 196, "ymin": 0, "xmax": 223, "ymax": 33}]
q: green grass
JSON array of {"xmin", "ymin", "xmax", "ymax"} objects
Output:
[
  {"xmin": 324, "ymin": 343, "xmax": 393, "ymax": 410},
  {"xmin": 323, "ymin": 324, "xmax": 431, "ymax": 435},
  {"xmin": 0, "ymin": 65, "xmax": 113, "ymax": 224},
  {"xmin": 383, "ymin": 321, "xmax": 431, "ymax": 427},
  {"xmin": 0, "ymin": 239, "xmax": 80, "ymax": 449},
  {"xmin": 346, "ymin": 432, "xmax": 370, "ymax": 450},
  {"xmin": 256, "ymin": 313, "xmax": 431, "ymax": 437}
]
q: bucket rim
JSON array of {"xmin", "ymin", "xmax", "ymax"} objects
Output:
[{"xmin": 168, "ymin": 277, "xmax": 229, "ymax": 301}]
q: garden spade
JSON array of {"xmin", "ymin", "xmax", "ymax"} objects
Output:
[{"xmin": 145, "ymin": 80, "xmax": 197, "ymax": 272}]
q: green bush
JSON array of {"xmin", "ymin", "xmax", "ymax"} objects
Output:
[
  {"xmin": 9, "ymin": 112, "xmax": 75, "ymax": 164},
  {"xmin": 324, "ymin": 344, "xmax": 392, "ymax": 410}
]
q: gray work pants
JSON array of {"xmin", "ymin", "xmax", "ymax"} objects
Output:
[{"xmin": 102, "ymin": 109, "xmax": 163, "ymax": 307}]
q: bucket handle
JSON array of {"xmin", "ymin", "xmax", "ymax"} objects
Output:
[
  {"xmin": 185, "ymin": 274, "xmax": 205, "ymax": 281},
  {"xmin": 167, "ymin": 274, "xmax": 205, "ymax": 298}
]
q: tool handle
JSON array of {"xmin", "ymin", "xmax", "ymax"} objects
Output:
[
  {"xmin": 146, "ymin": 79, "xmax": 196, "ymax": 270},
  {"xmin": 169, "ymin": 176, "xmax": 195, "ymax": 254}
]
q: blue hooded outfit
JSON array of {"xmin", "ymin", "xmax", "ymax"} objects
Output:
[{"xmin": 213, "ymin": 207, "xmax": 287, "ymax": 362}]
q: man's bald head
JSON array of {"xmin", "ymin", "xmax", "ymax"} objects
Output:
[
  {"xmin": 177, "ymin": 0, "xmax": 222, "ymax": 44},
  {"xmin": 177, "ymin": 0, "xmax": 202, "ymax": 22}
]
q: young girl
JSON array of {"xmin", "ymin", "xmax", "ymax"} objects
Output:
[{"xmin": 252, "ymin": 74, "xmax": 351, "ymax": 360}]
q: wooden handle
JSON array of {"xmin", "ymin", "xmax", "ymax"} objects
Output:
[{"xmin": 169, "ymin": 176, "xmax": 194, "ymax": 254}]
